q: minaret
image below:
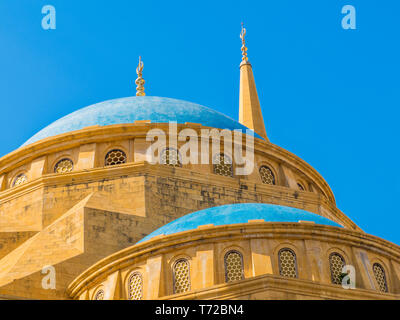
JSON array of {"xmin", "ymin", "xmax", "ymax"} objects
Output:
[
  {"xmin": 238, "ymin": 24, "xmax": 268, "ymax": 140},
  {"xmin": 135, "ymin": 56, "xmax": 145, "ymax": 96}
]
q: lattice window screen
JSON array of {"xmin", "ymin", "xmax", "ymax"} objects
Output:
[
  {"xmin": 94, "ymin": 289, "xmax": 104, "ymax": 300},
  {"xmin": 225, "ymin": 251, "xmax": 244, "ymax": 283},
  {"xmin": 105, "ymin": 149, "xmax": 127, "ymax": 166},
  {"xmin": 213, "ymin": 154, "xmax": 233, "ymax": 177},
  {"xmin": 54, "ymin": 158, "xmax": 73, "ymax": 174},
  {"xmin": 128, "ymin": 272, "xmax": 143, "ymax": 300},
  {"xmin": 160, "ymin": 148, "xmax": 181, "ymax": 167},
  {"xmin": 329, "ymin": 253, "xmax": 345, "ymax": 285},
  {"xmin": 173, "ymin": 259, "xmax": 190, "ymax": 294},
  {"xmin": 279, "ymin": 249, "xmax": 298, "ymax": 278},
  {"xmin": 373, "ymin": 263, "xmax": 388, "ymax": 293},
  {"xmin": 259, "ymin": 166, "xmax": 275, "ymax": 185},
  {"xmin": 13, "ymin": 174, "xmax": 27, "ymax": 187}
]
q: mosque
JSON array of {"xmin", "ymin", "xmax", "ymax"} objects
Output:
[{"xmin": 0, "ymin": 27, "xmax": 399, "ymax": 300}]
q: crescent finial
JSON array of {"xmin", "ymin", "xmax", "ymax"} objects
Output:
[
  {"xmin": 240, "ymin": 23, "xmax": 248, "ymax": 63},
  {"xmin": 135, "ymin": 56, "xmax": 145, "ymax": 96}
]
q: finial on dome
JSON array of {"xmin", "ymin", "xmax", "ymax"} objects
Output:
[
  {"xmin": 135, "ymin": 56, "xmax": 145, "ymax": 96},
  {"xmin": 240, "ymin": 23, "xmax": 249, "ymax": 64}
]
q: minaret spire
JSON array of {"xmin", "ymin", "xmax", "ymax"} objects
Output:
[
  {"xmin": 135, "ymin": 56, "xmax": 145, "ymax": 96},
  {"xmin": 238, "ymin": 24, "xmax": 268, "ymax": 140}
]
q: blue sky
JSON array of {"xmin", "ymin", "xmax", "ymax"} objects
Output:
[{"xmin": 0, "ymin": 1, "xmax": 399, "ymax": 244}]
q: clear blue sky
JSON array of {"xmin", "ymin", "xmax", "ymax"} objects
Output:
[{"xmin": 0, "ymin": 1, "xmax": 399, "ymax": 244}]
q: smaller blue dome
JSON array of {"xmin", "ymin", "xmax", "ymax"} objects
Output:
[{"xmin": 138, "ymin": 203, "xmax": 342, "ymax": 243}]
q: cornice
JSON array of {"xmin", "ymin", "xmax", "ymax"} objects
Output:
[
  {"xmin": 162, "ymin": 273, "xmax": 400, "ymax": 300},
  {"xmin": 0, "ymin": 162, "xmax": 355, "ymax": 230}
]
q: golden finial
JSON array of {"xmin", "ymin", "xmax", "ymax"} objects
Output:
[
  {"xmin": 135, "ymin": 56, "xmax": 145, "ymax": 96},
  {"xmin": 240, "ymin": 23, "xmax": 249, "ymax": 63}
]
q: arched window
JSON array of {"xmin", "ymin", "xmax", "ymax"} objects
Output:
[
  {"xmin": 297, "ymin": 183, "xmax": 305, "ymax": 191},
  {"xmin": 213, "ymin": 153, "xmax": 233, "ymax": 177},
  {"xmin": 224, "ymin": 250, "xmax": 244, "ymax": 283},
  {"xmin": 128, "ymin": 272, "xmax": 143, "ymax": 300},
  {"xmin": 329, "ymin": 253, "xmax": 346, "ymax": 285},
  {"xmin": 13, "ymin": 173, "xmax": 28, "ymax": 187},
  {"xmin": 173, "ymin": 259, "xmax": 190, "ymax": 294},
  {"xmin": 160, "ymin": 148, "xmax": 181, "ymax": 167},
  {"xmin": 54, "ymin": 158, "xmax": 73, "ymax": 174},
  {"xmin": 259, "ymin": 166, "xmax": 275, "ymax": 185},
  {"xmin": 278, "ymin": 248, "xmax": 298, "ymax": 278},
  {"xmin": 94, "ymin": 289, "xmax": 105, "ymax": 300},
  {"xmin": 373, "ymin": 263, "xmax": 388, "ymax": 293},
  {"xmin": 105, "ymin": 149, "xmax": 127, "ymax": 166}
]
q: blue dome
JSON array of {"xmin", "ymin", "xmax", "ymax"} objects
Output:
[
  {"xmin": 22, "ymin": 96, "xmax": 261, "ymax": 147},
  {"xmin": 138, "ymin": 203, "xmax": 342, "ymax": 243}
]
